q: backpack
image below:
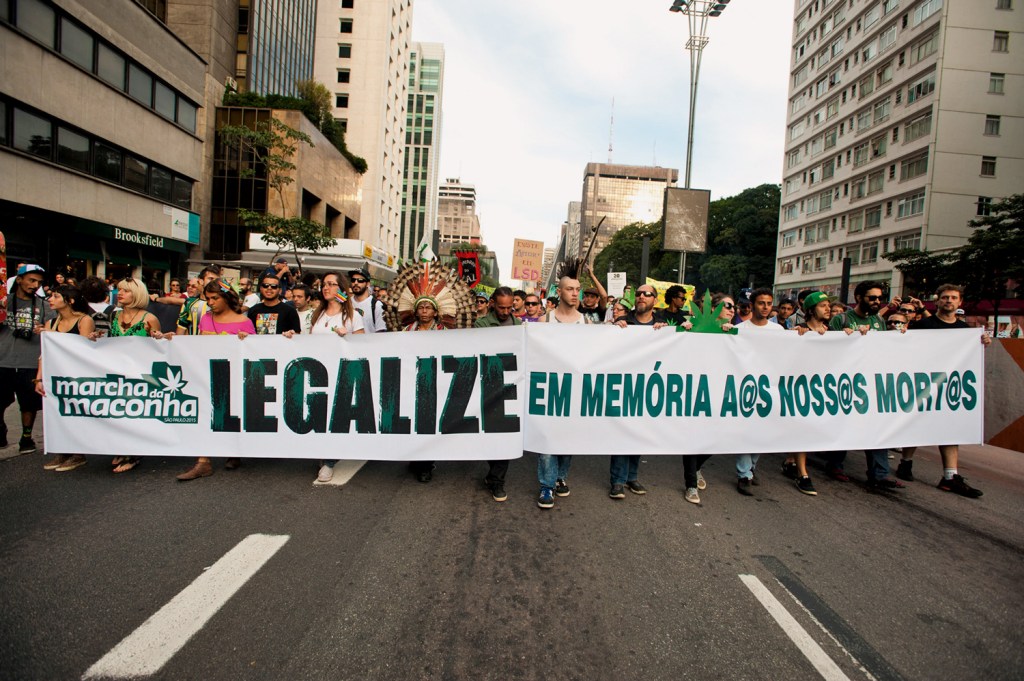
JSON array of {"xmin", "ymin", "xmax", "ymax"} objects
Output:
[{"xmin": 91, "ymin": 304, "xmax": 115, "ymax": 337}]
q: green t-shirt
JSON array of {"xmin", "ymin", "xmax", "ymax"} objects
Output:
[{"xmin": 829, "ymin": 308, "xmax": 886, "ymax": 332}]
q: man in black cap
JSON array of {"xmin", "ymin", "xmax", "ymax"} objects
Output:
[
  {"xmin": 347, "ymin": 267, "xmax": 385, "ymax": 333},
  {"xmin": 577, "ymin": 262, "xmax": 608, "ymax": 324},
  {"xmin": 261, "ymin": 257, "xmax": 294, "ymax": 296}
]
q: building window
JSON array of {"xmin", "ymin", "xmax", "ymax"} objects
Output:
[
  {"xmin": 97, "ymin": 43, "xmax": 126, "ymax": 90},
  {"xmin": 993, "ymin": 31, "xmax": 1009, "ymax": 52},
  {"xmin": 335, "ymin": 94, "xmax": 349, "ymax": 108},
  {"xmin": 340, "ymin": 19, "xmax": 353, "ymax": 33},
  {"xmin": 787, "ymin": 149, "xmax": 800, "ymax": 168},
  {"xmin": 782, "ymin": 230, "xmax": 797, "ymax": 248},
  {"xmin": 16, "ymin": 0, "xmax": 56, "ymax": 48},
  {"xmin": 127, "ymin": 64, "xmax": 153, "ymax": 107},
  {"xmin": 851, "ymin": 176, "xmax": 867, "ymax": 199},
  {"xmin": 911, "ymin": 31, "xmax": 938, "ymax": 64},
  {"xmin": 865, "ymin": 206, "xmax": 882, "ymax": 229},
  {"xmin": 884, "ymin": 0, "xmax": 900, "ymax": 14},
  {"xmin": 977, "ymin": 196, "xmax": 993, "ymax": 216},
  {"xmin": 342, "ymin": 0, "xmax": 354, "ymax": 7},
  {"xmin": 93, "ymin": 142, "xmax": 122, "ymax": 183},
  {"xmin": 879, "ymin": 24, "xmax": 898, "ymax": 51},
  {"xmin": 854, "ymin": 142, "xmax": 870, "ymax": 167},
  {"xmin": 913, "ymin": 0, "xmax": 943, "ymax": 26},
  {"xmin": 849, "ymin": 211, "xmax": 864, "ymax": 233},
  {"xmin": 339, "ymin": 43, "xmax": 352, "ymax": 58},
  {"xmin": 779, "ymin": 259, "xmax": 794, "ymax": 275},
  {"xmin": 861, "ymin": 242, "xmax": 879, "ymax": 264},
  {"xmin": 124, "ymin": 156, "xmax": 149, "ymax": 193},
  {"xmin": 871, "ymin": 135, "xmax": 887, "ymax": 159},
  {"xmin": 868, "ymin": 170, "xmax": 884, "ymax": 195},
  {"xmin": 784, "ymin": 204, "xmax": 799, "ymax": 221},
  {"xmin": 900, "ymin": 153, "xmax": 929, "ymax": 180},
  {"xmin": 13, "ymin": 107, "xmax": 52, "ymax": 158},
  {"xmin": 59, "ymin": 17, "xmax": 94, "ymax": 70},
  {"xmin": 905, "ymin": 110, "xmax": 932, "ymax": 141},
  {"xmin": 894, "ymin": 232, "xmax": 921, "ymax": 250},
  {"xmin": 989, "ymin": 72, "xmax": 1005, "ymax": 94},
  {"xmin": 897, "ymin": 191, "xmax": 925, "ymax": 218},
  {"xmin": 56, "ymin": 126, "xmax": 89, "ymax": 171},
  {"xmin": 873, "ymin": 97, "xmax": 891, "ymax": 124},
  {"xmin": 985, "ymin": 115, "xmax": 1001, "ymax": 136},
  {"xmin": 996, "ymin": 0, "xmax": 1012, "ymax": 8},
  {"xmin": 907, "ymin": 72, "xmax": 935, "ymax": 102},
  {"xmin": 337, "ymin": 70, "xmax": 350, "ymax": 83},
  {"xmin": 981, "ymin": 156, "xmax": 996, "ymax": 176}
]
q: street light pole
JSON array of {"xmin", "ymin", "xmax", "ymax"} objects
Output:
[{"xmin": 669, "ymin": 0, "xmax": 729, "ymax": 286}]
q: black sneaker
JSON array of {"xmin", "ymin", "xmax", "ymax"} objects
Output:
[
  {"xmin": 736, "ymin": 478, "xmax": 754, "ymax": 496},
  {"xmin": 554, "ymin": 478, "xmax": 570, "ymax": 497},
  {"xmin": 781, "ymin": 461, "xmax": 798, "ymax": 480},
  {"xmin": 750, "ymin": 473, "xmax": 760, "ymax": 486},
  {"xmin": 609, "ymin": 484, "xmax": 626, "ymax": 499},
  {"xmin": 895, "ymin": 460, "xmax": 914, "ymax": 482},
  {"xmin": 625, "ymin": 480, "xmax": 647, "ymax": 495},
  {"xmin": 490, "ymin": 484, "xmax": 507, "ymax": 502},
  {"xmin": 18, "ymin": 437, "xmax": 36, "ymax": 455},
  {"xmin": 537, "ymin": 489, "xmax": 554, "ymax": 509},
  {"xmin": 795, "ymin": 476, "xmax": 817, "ymax": 496},
  {"xmin": 937, "ymin": 474, "xmax": 982, "ymax": 498}
]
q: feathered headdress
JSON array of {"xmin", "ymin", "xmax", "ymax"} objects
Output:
[{"xmin": 382, "ymin": 261, "xmax": 477, "ymax": 331}]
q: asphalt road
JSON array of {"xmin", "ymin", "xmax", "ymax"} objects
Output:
[{"xmin": 1, "ymin": 442, "xmax": 1022, "ymax": 681}]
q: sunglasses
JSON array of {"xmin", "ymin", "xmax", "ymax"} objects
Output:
[
  {"xmin": 350, "ymin": 278, "xmax": 368, "ymax": 284},
  {"xmin": 863, "ymin": 295, "xmax": 884, "ymax": 301},
  {"xmin": 525, "ymin": 301, "xmax": 540, "ymax": 306},
  {"xmin": 261, "ymin": 283, "xmax": 280, "ymax": 289},
  {"xmin": 636, "ymin": 291, "xmax": 656, "ymax": 298},
  {"xmin": 898, "ymin": 307, "xmax": 916, "ymax": 314},
  {"xmin": 722, "ymin": 303, "xmax": 735, "ymax": 310}
]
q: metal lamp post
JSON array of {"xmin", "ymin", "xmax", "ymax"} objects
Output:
[{"xmin": 668, "ymin": 0, "xmax": 729, "ymax": 284}]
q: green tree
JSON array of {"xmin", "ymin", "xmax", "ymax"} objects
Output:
[
  {"xmin": 961, "ymin": 194, "xmax": 1024, "ymax": 315},
  {"xmin": 219, "ymin": 117, "xmax": 337, "ymax": 272},
  {"xmin": 882, "ymin": 248, "xmax": 958, "ymax": 299}
]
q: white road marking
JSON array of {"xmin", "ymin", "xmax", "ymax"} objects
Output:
[
  {"xmin": 312, "ymin": 459, "xmax": 366, "ymax": 487},
  {"xmin": 83, "ymin": 534, "xmax": 289, "ymax": 679},
  {"xmin": 739, "ymin": 574, "xmax": 853, "ymax": 681}
]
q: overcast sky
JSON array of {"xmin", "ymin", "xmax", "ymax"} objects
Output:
[{"xmin": 412, "ymin": 0, "xmax": 793, "ymax": 282}]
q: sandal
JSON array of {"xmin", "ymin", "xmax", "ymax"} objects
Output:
[{"xmin": 113, "ymin": 457, "xmax": 140, "ymax": 474}]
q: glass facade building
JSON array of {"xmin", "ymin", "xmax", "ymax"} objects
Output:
[
  {"xmin": 579, "ymin": 163, "xmax": 678, "ymax": 261},
  {"xmin": 400, "ymin": 42, "xmax": 444, "ymax": 260},
  {"xmin": 236, "ymin": 0, "xmax": 316, "ymax": 96}
]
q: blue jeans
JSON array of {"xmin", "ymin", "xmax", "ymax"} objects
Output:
[
  {"xmin": 538, "ymin": 454, "xmax": 572, "ymax": 492},
  {"xmin": 610, "ymin": 455, "xmax": 640, "ymax": 485},
  {"xmin": 735, "ymin": 454, "xmax": 760, "ymax": 480},
  {"xmin": 864, "ymin": 449, "xmax": 889, "ymax": 480}
]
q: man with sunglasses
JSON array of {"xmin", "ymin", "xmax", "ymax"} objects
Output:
[
  {"xmin": 520, "ymin": 294, "xmax": 544, "ymax": 322},
  {"xmin": 247, "ymin": 274, "xmax": 302, "ymax": 336},
  {"xmin": 347, "ymin": 268, "xmax": 385, "ymax": 333},
  {"xmin": 828, "ymin": 281, "xmax": 905, "ymax": 490}
]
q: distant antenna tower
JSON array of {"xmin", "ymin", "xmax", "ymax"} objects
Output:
[{"xmin": 607, "ymin": 97, "xmax": 615, "ymax": 163}]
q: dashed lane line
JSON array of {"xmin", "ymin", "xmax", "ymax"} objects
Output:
[
  {"xmin": 83, "ymin": 533, "xmax": 289, "ymax": 679},
  {"xmin": 739, "ymin": 574, "xmax": 853, "ymax": 681}
]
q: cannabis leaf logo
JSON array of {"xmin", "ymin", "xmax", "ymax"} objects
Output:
[
  {"xmin": 142, "ymin": 363, "xmax": 190, "ymax": 394},
  {"xmin": 678, "ymin": 290, "xmax": 738, "ymax": 335}
]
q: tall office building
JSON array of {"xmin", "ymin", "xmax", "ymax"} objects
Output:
[
  {"xmin": 775, "ymin": 0, "xmax": 1023, "ymax": 299},
  {"xmin": 541, "ymin": 247, "xmax": 556, "ymax": 285},
  {"xmin": 437, "ymin": 178, "xmax": 481, "ymax": 244},
  {"xmin": 400, "ymin": 42, "xmax": 444, "ymax": 261},
  {"xmin": 314, "ymin": 0, "xmax": 412, "ymax": 255},
  {"xmin": 235, "ymin": 0, "xmax": 317, "ymax": 96},
  {"xmin": 564, "ymin": 200, "xmax": 582, "ymax": 262},
  {"xmin": 579, "ymin": 163, "xmax": 678, "ymax": 262}
]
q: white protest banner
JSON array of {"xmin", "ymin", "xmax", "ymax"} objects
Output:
[
  {"xmin": 41, "ymin": 328, "xmax": 526, "ymax": 460},
  {"xmin": 42, "ymin": 326, "xmax": 984, "ymax": 458},
  {"xmin": 522, "ymin": 325, "xmax": 983, "ymax": 455}
]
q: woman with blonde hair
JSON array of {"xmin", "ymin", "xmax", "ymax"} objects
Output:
[{"xmin": 109, "ymin": 278, "xmax": 162, "ymax": 338}]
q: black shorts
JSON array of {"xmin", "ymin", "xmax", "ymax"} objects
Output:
[{"xmin": 0, "ymin": 367, "xmax": 43, "ymax": 414}]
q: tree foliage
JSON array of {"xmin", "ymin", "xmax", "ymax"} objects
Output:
[
  {"xmin": 885, "ymin": 193, "xmax": 1023, "ymax": 310},
  {"xmin": 219, "ymin": 118, "xmax": 337, "ymax": 271},
  {"xmin": 591, "ymin": 183, "xmax": 781, "ymax": 296}
]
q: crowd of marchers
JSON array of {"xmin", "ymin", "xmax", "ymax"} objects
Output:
[{"xmin": 0, "ymin": 256, "xmax": 992, "ymax": 509}]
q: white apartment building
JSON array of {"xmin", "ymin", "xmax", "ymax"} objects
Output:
[
  {"xmin": 314, "ymin": 0, "xmax": 411, "ymax": 255},
  {"xmin": 775, "ymin": 0, "xmax": 1023, "ymax": 300}
]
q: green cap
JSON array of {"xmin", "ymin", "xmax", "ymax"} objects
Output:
[{"xmin": 802, "ymin": 291, "xmax": 830, "ymax": 311}]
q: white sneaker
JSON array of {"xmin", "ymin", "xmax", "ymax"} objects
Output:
[
  {"xmin": 317, "ymin": 464, "xmax": 334, "ymax": 482},
  {"xmin": 696, "ymin": 470, "xmax": 707, "ymax": 490},
  {"xmin": 685, "ymin": 487, "xmax": 700, "ymax": 504}
]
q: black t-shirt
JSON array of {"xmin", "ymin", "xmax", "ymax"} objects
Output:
[
  {"xmin": 578, "ymin": 304, "xmax": 606, "ymax": 324},
  {"xmin": 625, "ymin": 311, "xmax": 657, "ymax": 326},
  {"xmin": 248, "ymin": 302, "xmax": 302, "ymax": 335},
  {"xmin": 658, "ymin": 309, "xmax": 689, "ymax": 326},
  {"xmin": 911, "ymin": 315, "xmax": 967, "ymax": 330}
]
